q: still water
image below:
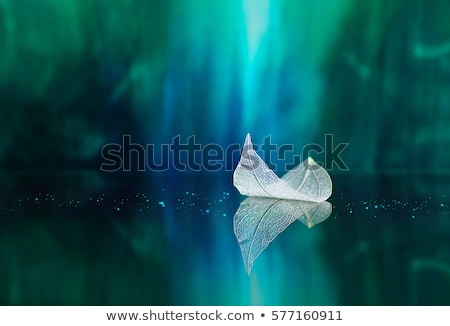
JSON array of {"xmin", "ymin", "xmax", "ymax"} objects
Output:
[{"xmin": 0, "ymin": 172, "xmax": 449, "ymax": 305}]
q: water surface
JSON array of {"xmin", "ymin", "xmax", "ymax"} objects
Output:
[{"xmin": 0, "ymin": 172, "xmax": 449, "ymax": 305}]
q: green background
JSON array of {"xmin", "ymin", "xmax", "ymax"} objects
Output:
[{"xmin": 0, "ymin": 0, "xmax": 449, "ymax": 305}]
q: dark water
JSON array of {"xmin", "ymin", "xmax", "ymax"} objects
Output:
[{"xmin": 0, "ymin": 172, "xmax": 449, "ymax": 305}]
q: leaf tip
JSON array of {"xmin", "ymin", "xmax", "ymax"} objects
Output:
[
  {"xmin": 246, "ymin": 265, "xmax": 252, "ymax": 276},
  {"xmin": 244, "ymin": 133, "xmax": 252, "ymax": 146}
]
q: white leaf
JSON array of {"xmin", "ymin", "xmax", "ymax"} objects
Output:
[
  {"xmin": 281, "ymin": 157, "xmax": 332, "ymax": 202},
  {"xmin": 232, "ymin": 134, "xmax": 333, "ymax": 274},
  {"xmin": 233, "ymin": 198, "xmax": 332, "ymax": 274},
  {"xmin": 233, "ymin": 134, "xmax": 332, "ymax": 201}
]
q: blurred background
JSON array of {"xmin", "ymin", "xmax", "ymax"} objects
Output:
[
  {"xmin": 0, "ymin": 0, "xmax": 449, "ymax": 305},
  {"xmin": 2, "ymin": 0, "xmax": 450, "ymax": 172}
]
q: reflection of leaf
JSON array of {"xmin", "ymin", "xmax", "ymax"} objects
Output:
[
  {"xmin": 233, "ymin": 198, "xmax": 332, "ymax": 275},
  {"xmin": 232, "ymin": 134, "xmax": 333, "ymax": 274},
  {"xmin": 233, "ymin": 134, "xmax": 332, "ymax": 202},
  {"xmin": 297, "ymin": 201, "xmax": 332, "ymax": 229}
]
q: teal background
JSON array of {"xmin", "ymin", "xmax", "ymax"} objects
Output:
[
  {"xmin": 0, "ymin": 0, "xmax": 449, "ymax": 305},
  {"xmin": 1, "ymin": 0, "xmax": 450, "ymax": 171}
]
